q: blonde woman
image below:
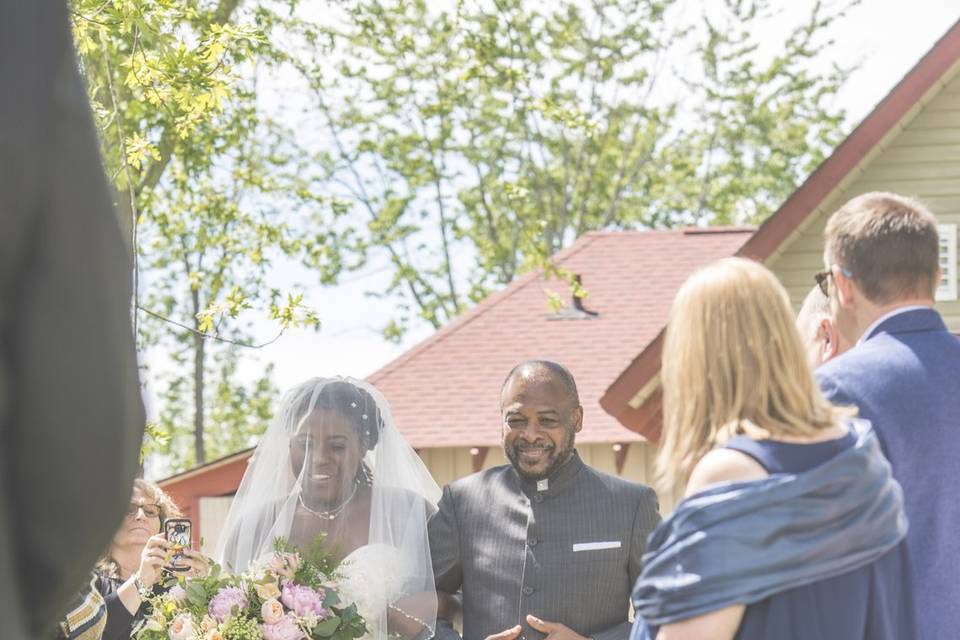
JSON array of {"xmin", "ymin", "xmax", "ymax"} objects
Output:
[
  {"xmin": 95, "ymin": 479, "xmax": 208, "ymax": 640},
  {"xmin": 630, "ymin": 258, "xmax": 913, "ymax": 640}
]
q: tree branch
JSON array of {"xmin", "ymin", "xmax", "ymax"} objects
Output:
[
  {"xmin": 134, "ymin": 0, "xmax": 243, "ymax": 201},
  {"xmin": 138, "ymin": 306, "xmax": 285, "ymax": 349}
]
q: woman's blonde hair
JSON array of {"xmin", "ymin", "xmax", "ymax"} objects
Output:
[
  {"xmin": 657, "ymin": 257, "xmax": 848, "ymax": 491},
  {"xmin": 96, "ymin": 478, "xmax": 183, "ymax": 579}
]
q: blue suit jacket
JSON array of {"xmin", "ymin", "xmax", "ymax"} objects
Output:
[{"xmin": 816, "ymin": 308, "xmax": 960, "ymax": 639}]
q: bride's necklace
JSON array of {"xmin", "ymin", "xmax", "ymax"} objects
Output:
[{"xmin": 298, "ymin": 482, "xmax": 359, "ymax": 521}]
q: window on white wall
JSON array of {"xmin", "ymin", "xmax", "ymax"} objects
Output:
[{"xmin": 937, "ymin": 224, "xmax": 957, "ymax": 301}]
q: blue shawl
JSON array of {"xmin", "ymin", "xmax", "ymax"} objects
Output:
[{"xmin": 631, "ymin": 424, "xmax": 907, "ymax": 628}]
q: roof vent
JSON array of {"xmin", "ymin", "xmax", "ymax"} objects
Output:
[{"xmin": 547, "ymin": 275, "xmax": 599, "ymax": 320}]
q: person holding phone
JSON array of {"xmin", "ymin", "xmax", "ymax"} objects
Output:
[{"xmin": 95, "ymin": 479, "xmax": 209, "ymax": 640}]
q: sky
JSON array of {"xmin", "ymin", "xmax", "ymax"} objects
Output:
[{"xmin": 140, "ymin": 1, "xmax": 960, "ymax": 421}]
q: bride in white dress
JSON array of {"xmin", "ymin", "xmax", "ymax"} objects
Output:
[{"xmin": 216, "ymin": 378, "xmax": 442, "ymax": 640}]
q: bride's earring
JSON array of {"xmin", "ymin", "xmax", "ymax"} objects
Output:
[{"xmin": 354, "ymin": 458, "xmax": 373, "ymax": 487}]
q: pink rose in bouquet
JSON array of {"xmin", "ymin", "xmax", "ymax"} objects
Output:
[
  {"xmin": 281, "ymin": 581, "xmax": 326, "ymax": 618},
  {"xmin": 261, "ymin": 598, "xmax": 285, "ymax": 625},
  {"xmin": 208, "ymin": 586, "xmax": 248, "ymax": 622},
  {"xmin": 261, "ymin": 613, "xmax": 307, "ymax": 640},
  {"xmin": 269, "ymin": 552, "xmax": 300, "ymax": 580},
  {"xmin": 168, "ymin": 613, "xmax": 199, "ymax": 640}
]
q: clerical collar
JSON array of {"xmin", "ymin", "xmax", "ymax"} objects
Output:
[{"xmin": 514, "ymin": 449, "xmax": 585, "ymax": 498}]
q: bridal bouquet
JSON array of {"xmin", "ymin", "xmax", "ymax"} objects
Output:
[{"xmin": 135, "ymin": 538, "xmax": 367, "ymax": 640}]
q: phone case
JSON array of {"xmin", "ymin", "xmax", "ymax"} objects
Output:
[{"xmin": 163, "ymin": 518, "xmax": 192, "ymax": 571}]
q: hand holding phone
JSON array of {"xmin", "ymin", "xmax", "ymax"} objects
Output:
[{"xmin": 163, "ymin": 518, "xmax": 192, "ymax": 572}]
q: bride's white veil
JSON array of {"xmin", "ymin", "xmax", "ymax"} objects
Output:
[{"xmin": 215, "ymin": 377, "xmax": 441, "ymax": 639}]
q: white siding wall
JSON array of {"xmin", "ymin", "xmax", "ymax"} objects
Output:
[{"xmin": 198, "ymin": 496, "xmax": 235, "ymax": 557}]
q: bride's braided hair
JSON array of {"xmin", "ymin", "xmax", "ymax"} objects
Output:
[{"xmin": 289, "ymin": 379, "xmax": 383, "ymax": 447}]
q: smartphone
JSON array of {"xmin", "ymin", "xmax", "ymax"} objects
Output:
[{"xmin": 163, "ymin": 518, "xmax": 192, "ymax": 572}]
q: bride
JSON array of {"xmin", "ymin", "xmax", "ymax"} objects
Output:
[{"xmin": 216, "ymin": 378, "xmax": 442, "ymax": 640}]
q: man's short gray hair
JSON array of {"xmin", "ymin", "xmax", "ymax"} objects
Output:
[{"xmin": 797, "ymin": 286, "xmax": 831, "ymax": 338}]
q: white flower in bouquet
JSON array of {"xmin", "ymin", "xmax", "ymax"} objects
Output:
[
  {"xmin": 167, "ymin": 586, "xmax": 187, "ymax": 604},
  {"xmin": 144, "ymin": 615, "xmax": 166, "ymax": 633},
  {"xmin": 199, "ymin": 615, "xmax": 217, "ymax": 634},
  {"xmin": 298, "ymin": 612, "xmax": 321, "ymax": 632}
]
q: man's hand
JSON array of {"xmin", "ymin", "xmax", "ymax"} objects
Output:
[
  {"xmin": 526, "ymin": 616, "xmax": 589, "ymax": 640},
  {"xmin": 485, "ymin": 625, "xmax": 523, "ymax": 640}
]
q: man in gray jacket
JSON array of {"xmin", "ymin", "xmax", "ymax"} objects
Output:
[{"xmin": 429, "ymin": 361, "xmax": 660, "ymax": 640}]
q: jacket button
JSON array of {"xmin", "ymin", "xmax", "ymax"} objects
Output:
[
  {"xmin": 533, "ymin": 494, "xmax": 544, "ymax": 503},
  {"xmin": 528, "ymin": 538, "xmax": 538, "ymax": 547},
  {"xmin": 522, "ymin": 586, "xmax": 534, "ymax": 595}
]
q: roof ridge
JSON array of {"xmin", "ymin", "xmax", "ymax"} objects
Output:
[
  {"xmin": 582, "ymin": 226, "xmax": 755, "ymax": 238},
  {"xmin": 366, "ymin": 233, "xmax": 606, "ymax": 384},
  {"xmin": 682, "ymin": 226, "xmax": 756, "ymax": 235}
]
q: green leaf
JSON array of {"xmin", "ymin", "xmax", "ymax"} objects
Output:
[
  {"xmin": 186, "ymin": 581, "xmax": 207, "ymax": 607},
  {"xmin": 312, "ymin": 616, "xmax": 341, "ymax": 638}
]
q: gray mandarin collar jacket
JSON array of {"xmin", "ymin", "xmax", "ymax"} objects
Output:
[{"xmin": 428, "ymin": 450, "xmax": 661, "ymax": 640}]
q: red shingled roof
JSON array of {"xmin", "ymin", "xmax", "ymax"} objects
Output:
[{"xmin": 369, "ymin": 228, "xmax": 754, "ymax": 449}]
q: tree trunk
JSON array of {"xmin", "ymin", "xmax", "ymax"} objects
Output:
[
  {"xmin": 193, "ymin": 330, "xmax": 205, "ymax": 465},
  {"xmin": 192, "ymin": 287, "xmax": 206, "ymax": 465}
]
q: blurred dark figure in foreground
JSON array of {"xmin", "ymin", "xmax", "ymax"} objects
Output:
[{"xmin": 0, "ymin": 2, "xmax": 146, "ymax": 637}]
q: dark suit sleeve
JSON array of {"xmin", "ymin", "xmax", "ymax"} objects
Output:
[
  {"xmin": 816, "ymin": 369, "xmax": 891, "ymax": 455},
  {"xmin": 816, "ymin": 369, "xmax": 855, "ymax": 408},
  {"xmin": 0, "ymin": 3, "xmax": 145, "ymax": 637},
  {"xmin": 591, "ymin": 486, "xmax": 661, "ymax": 640},
  {"xmin": 628, "ymin": 486, "xmax": 660, "ymax": 586},
  {"xmin": 429, "ymin": 485, "xmax": 463, "ymax": 594}
]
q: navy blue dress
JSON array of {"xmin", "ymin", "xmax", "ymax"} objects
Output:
[{"xmin": 720, "ymin": 432, "xmax": 915, "ymax": 640}]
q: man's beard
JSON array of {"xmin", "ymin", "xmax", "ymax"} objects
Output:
[{"xmin": 505, "ymin": 429, "xmax": 575, "ymax": 481}]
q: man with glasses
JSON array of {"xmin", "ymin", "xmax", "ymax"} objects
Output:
[
  {"xmin": 814, "ymin": 192, "xmax": 960, "ymax": 640},
  {"xmin": 796, "ymin": 285, "xmax": 848, "ymax": 368}
]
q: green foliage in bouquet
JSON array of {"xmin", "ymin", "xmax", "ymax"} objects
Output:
[{"xmin": 273, "ymin": 536, "xmax": 337, "ymax": 588}]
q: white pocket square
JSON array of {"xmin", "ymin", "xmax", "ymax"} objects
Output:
[{"xmin": 572, "ymin": 541, "xmax": 622, "ymax": 552}]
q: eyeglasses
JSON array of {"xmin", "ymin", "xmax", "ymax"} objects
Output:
[
  {"xmin": 814, "ymin": 266, "xmax": 853, "ymax": 297},
  {"xmin": 814, "ymin": 271, "xmax": 833, "ymax": 297},
  {"xmin": 126, "ymin": 502, "xmax": 161, "ymax": 518}
]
